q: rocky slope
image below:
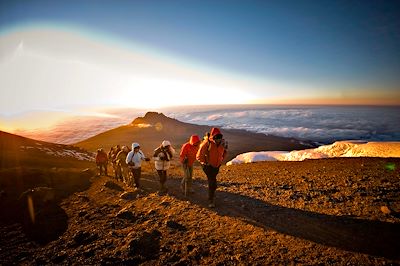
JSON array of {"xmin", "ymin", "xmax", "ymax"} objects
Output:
[
  {"xmin": 0, "ymin": 130, "xmax": 94, "ymax": 169},
  {"xmin": 1, "ymin": 157, "xmax": 399, "ymax": 265}
]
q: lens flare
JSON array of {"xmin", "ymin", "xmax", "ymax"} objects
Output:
[
  {"xmin": 27, "ymin": 195, "xmax": 35, "ymax": 224},
  {"xmin": 385, "ymin": 163, "xmax": 396, "ymax": 171}
]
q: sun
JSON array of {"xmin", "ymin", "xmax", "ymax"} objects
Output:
[{"xmin": 116, "ymin": 77, "xmax": 255, "ymax": 108}]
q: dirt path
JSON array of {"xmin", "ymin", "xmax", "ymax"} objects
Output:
[{"xmin": 137, "ymin": 168, "xmax": 400, "ymax": 260}]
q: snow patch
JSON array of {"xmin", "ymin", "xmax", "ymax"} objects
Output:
[
  {"xmin": 44, "ymin": 148, "xmax": 94, "ymax": 161},
  {"xmin": 227, "ymin": 151, "xmax": 286, "ymax": 165},
  {"xmin": 19, "ymin": 145, "xmax": 94, "ymax": 161},
  {"xmin": 135, "ymin": 123, "xmax": 152, "ymax": 128},
  {"xmin": 227, "ymin": 141, "xmax": 400, "ymax": 165},
  {"xmin": 20, "ymin": 146, "xmax": 35, "ymax": 150}
]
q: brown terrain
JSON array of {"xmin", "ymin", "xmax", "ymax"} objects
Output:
[{"xmin": 1, "ymin": 119, "xmax": 400, "ymax": 265}]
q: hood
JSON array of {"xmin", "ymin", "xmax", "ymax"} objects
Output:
[
  {"xmin": 210, "ymin": 127, "xmax": 222, "ymax": 140},
  {"xmin": 189, "ymin": 134, "xmax": 201, "ymax": 145},
  {"xmin": 162, "ymin": 140, "xmax": 171, "ymax": 147},
  {"xmin": 132, "ymin": 142, "xmax": 140, "ymax": 150}
]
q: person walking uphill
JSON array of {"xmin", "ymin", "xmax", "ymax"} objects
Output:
[
  {"xmin": 153, "ymin": 140, "xmax": 175, "ymax": 193},
  {"xmin": 96, "ymin": 148, "xmax": 108, "ymax": 176},
  {"xmin": 115, "ymin": 146, "xmax": 130, "ymax": 183},
  {"xmin": 125, "ymin": 143, "xmax": 150, "ymax": 188},
  {"xmin": 197, "ymin": 128, "xmax": 228, "ymax": 208},
  {"xmin": 180, "ymin": 134, "xmax": 201, "ymax": 195}
]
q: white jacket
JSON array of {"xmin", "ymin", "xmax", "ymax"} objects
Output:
[
  {"xmin": 153, "ymin": 146, "xmax": 175, "ymax": 170},
  {"xmin": 126, "ymin": 143, "xmax": 146, "ymax": 169}
]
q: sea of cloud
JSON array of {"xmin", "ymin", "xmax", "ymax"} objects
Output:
[
  {"xmin": 11, "ymin": 108, "xmax": 144, "ymax": 144},
  {"xmin": 166, "ymin": 105, "xmax": 400, "ymax": 144},
  {"xmin": 8, "ymin": 105, "xmax": 400, "ymax": 146}
]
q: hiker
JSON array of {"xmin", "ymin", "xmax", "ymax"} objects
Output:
[
  {"xmin": 180, "ymin": 134, "xmax": 201, "ymax": 195},
  {"xmin": 153, "ymin": 140, "xmax": 175, "ymax": 192},
  {"xmin": 115, "ymin": 146, "xmax": 130, "ymax": 183},
  {"xmin": 109, "ymin": 145, "xmax": 121, "ymax": 179},
  {"xmin": 95, "ymin": 148, "xmax": 108, "ymax": 176},
  {"xmin": 125, "ymin": 143, "xmax": 150, "ymax": 188},
  {"xmin": 196, "ymin": 128, "xmax": 228, "ymax": 208},
  {"xmin": 107, "ymin": 147, "xmax": 114, "ymax": 163}
]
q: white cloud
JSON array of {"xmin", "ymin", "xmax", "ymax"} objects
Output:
[{"xmin": 168, "ymin": 106, "xmax": 400, "ymax": 143}]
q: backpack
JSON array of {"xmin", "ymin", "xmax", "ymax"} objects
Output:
[{"xmin": 203, "ymin": 132, "xmax": 228, "ymax": 164}]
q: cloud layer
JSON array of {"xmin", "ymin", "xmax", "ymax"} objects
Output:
[
  {"xmin": 167, "ymin": 106, "xmax": 400, "ymax": 144},
  {"xmin": 7, "ymin": 105, "xmax": 400, "ymax": 145}
]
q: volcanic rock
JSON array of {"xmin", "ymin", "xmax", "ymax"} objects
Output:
[{"xmin": 104, "ymin": 181, "xmax": 123, "ymax": 191}]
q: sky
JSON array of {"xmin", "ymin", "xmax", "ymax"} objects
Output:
[{"xmin": 1, "ymin": 0, "xmax": 400, "ymax": 130}]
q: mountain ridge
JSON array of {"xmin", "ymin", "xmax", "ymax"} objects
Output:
[
  {"xmin": 75, "ymin": 112, "xmax": 312, "ymax": 161},
  {"xmin": 0, "ymin": 130, "xmax": 93, "ymax": 169}
]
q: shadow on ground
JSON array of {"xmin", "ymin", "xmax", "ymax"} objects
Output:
[
  {"xmin": 21, "ymin": 202, "xmax": 69, "ymax": 245},
  {"xmin": 139, "ymin": 176, "xmax": 400, "ymax": 260},
  {"xmin": 0, "ymin": 168, "xmax": 94, "ymax": 244}
]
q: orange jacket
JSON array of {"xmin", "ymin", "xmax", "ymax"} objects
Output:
[
  {"xmin": 180, "ymin": 135, "xmax": 200, "ymax": 166},
  {"xmin": 196, "ymin": 128, "xmax": 227, "ymax": 167}
]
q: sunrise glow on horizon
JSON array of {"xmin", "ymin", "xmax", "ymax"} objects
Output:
[{"xmin": 1, "ymin": 1, "xmax": 400, "ymax": 132}]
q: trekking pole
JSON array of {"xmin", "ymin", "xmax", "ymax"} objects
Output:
[
  {"xmin": 183, "ymin": 163, "xmax": 190, "ymax": 197},
  {"xmin": 147, "ymin": 158, "xmax": 157, "ymax": 181}
]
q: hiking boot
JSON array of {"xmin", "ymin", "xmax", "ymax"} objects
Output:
[
  {"xmin": 160, "ymin": 184, "xmax": 168, "ymax": 193},
  {"xmin": 208, "ymin": 200, "xmax": 215, "ymax": 208}
]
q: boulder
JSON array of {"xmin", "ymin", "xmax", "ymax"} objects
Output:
[
  {"xmin": 166, "ymin": 220, "xmax": 187, "ymax": 231},
  {"xmin": 72, "ymin": 231, "xmax": 98, "ymax": 246},
  {"xmin": 129, "ymin": 230, "xmax": 161, "ymax": 258},
  {"xmin": 120, "ymin": 192, "xmax": 138, "ymax": 200},
  {"xmin": 104, "ymin": 181, "xmax": 123, "ymax": 191},
  {"xmin": 116, "ymin": 209, "xmax": 136, "ymax": 220}
]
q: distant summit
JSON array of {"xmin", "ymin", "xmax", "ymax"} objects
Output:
[
  {"xmin": 131, "ymin": 112, "xmax": 181, "ymax": 125},
  {"xmin": 76, "ymin": 112, "xmax": 312, "ymax": 161}
]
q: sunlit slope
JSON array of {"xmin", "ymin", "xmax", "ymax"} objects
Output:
[
  {"xmin": 0, "ymin": 130, "xmax": 93, "ymax": 169},
  {"xmin": 75, "ymin": 112, "xmax": 310, "ymax": 160}
]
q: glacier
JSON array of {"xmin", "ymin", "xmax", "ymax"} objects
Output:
[{"xmin": 226, "ymin": 141, "xmax": 400, "ymax": 165}]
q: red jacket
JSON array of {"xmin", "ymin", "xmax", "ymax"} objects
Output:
[
  {"xmin": 96, "ymin": 151, "xmax": 108, "ymax": 164},
  {"xmin": 180, "ymin": 135, "xmax": 201, "ymax": 166},
  {"xmin": 196, "ymin": 128, "xmax": 227, "ymax": 167}
]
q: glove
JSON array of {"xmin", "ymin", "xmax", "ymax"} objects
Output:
[{"xmin": 222, "ymin": 139, "xmax": 228, "ymax": 150}]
